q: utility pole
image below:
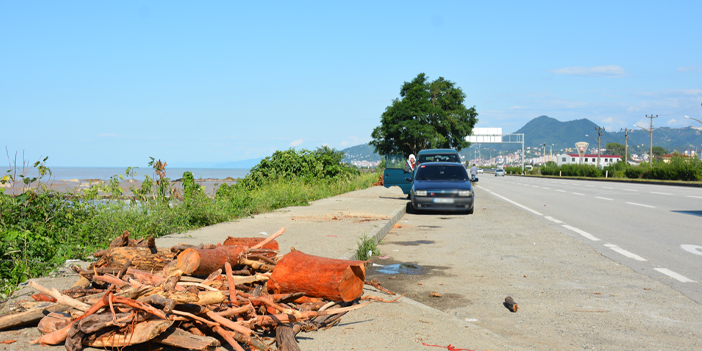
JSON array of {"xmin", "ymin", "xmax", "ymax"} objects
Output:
[
  {"xmin": 638, "ymin": 115, "xmax": 658, "ymax": 168},
  {"xmin": 595, "ymin": 126, "xmax": 605, "ymax": 168},
  {"xmin": 542, "ymin": 143, "xmax": 546, "ymax": 164},
  {"xmin": 620, "ymin": 128, "xmax": 630, "ymax": 165}
]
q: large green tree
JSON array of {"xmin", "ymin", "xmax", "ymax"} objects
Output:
[{"xmin": 369, "ymin": 73, "xmax": 478, "ymax": 157}]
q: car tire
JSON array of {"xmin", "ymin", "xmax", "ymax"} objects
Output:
[
  {"xmin": 406, "ymin": 202, "xmax": 413, "ymax": 214},
  {"xmin": 467, "ymin": 207, "xmax": 474, "ymax": 215}
]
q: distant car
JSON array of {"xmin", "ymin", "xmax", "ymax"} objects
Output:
[
  {"xmin": 495, "ymin": 169, "xmax": 506, "ymax": 177},
  {"xmin": 408, "ymin": 162, "xmax": 475, "ymax": 214},
  {"xmin": 477, "ymin": 168, "xmax": 484, "ymax": 174}
]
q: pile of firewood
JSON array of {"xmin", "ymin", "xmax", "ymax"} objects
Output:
[{"xmin": 0, "ymin": 228, "xmax": 395, "ymax": 351}]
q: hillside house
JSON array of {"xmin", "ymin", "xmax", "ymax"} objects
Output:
[{"xmin": 556, "ymin": 153, "xmax": 622, "ymax": 168}]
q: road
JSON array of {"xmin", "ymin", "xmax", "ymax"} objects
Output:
[{"xmin": 478, "ymin": 173, "xmax": 702, "ymax": 303}]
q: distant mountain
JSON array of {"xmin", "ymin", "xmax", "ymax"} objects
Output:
[
  {"xmin": 341, "ymin": 144, "xmax": 380, "ymax": 162},
  {"xmin": 338, "ymin": 116, "xmax": 702, "ymax": 161},
  {"xmin": 515, "ymin": 115, "xmax": 702, "ymax": 153}
]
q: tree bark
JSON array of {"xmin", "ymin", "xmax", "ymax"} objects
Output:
[
  {"xmin": 91, "ymin": 246, "xmax": 176, "ymax": 271},
  {"xmin": 267, "ymin": 251, "xmax": 366, "ymax": 302},
  {"xmin": 153, "ymin": 327, "xmax": 221, "ymax": 350},
  {"xmin": 276, "ymin": 324, "xmax": 301, "ymax": 351}
]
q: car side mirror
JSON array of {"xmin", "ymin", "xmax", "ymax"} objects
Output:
[{"xmin": 405, "ymin": 177, "xmax": 413, "ymax": 182}]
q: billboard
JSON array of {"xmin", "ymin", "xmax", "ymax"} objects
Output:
[{"xmin": 465, "ymin": 128, "xmax": 503, "ymax": 143}]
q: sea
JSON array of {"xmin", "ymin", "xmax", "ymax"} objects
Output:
[{"xmin": 13, "ymin": 167, "xmax": 251, "ymax": 181}]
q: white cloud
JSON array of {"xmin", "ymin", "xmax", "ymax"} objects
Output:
[
  {"xmin": 339, "ymin": 141, "xmax": 350, "ymax": 147},
  {"xmin": 551, "ymin": 65, "xmax": 626, "ymax": 77},
  {"xmin": 667, "ymin": 118, "xmax": 677, "ymax": 126},
  {"xmin": 289, "ymin": 139, "xmax": 304, "ymax": 147},
  {"xmin": 509, "ymin": 106, "xmax": 527, "ymax": 109},
  {"xmin": 602, "ymin": 117, "xmax": 614, "ymax": 124},
  {"xmin": 677, "ymin": 66, "xmax": 702, "ymax": 72}
]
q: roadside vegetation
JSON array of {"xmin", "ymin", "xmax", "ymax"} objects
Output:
[
  {"xmin": 531, "ymin": 153, "xmax": 702, "ymax": 181},
  {"xmin": 0, "ymin": 147, "xmax": 376, "ymax": 298}
]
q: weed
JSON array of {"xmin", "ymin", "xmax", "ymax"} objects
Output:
[{"xmin": 356, "ymin": 234, "xmax": 380, "ymax": 261}]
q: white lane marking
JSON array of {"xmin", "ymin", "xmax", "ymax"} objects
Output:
[
  {"xmin": 624, "ymin": 189, "xmax": 638, "ymax": 192},
  {"xmin": 686, "ymin": 195, "xmax": 702, "ymax": 199},
  {"xmin": 486, "ymin": 191, "xmax": 544, "ymax": 216},
  {"xmin": 654, "ymin": 268, "xmax": 696, "ymax": 283},
  {"xmin": 681, "ymin": 245, "xmax": 702, "ymax": 256},
  {"xmin": 650, "ymin": 192, "xmax": 672, "ymax": 195},
  {"xmin": 544, "ymin": 216, "xmax": 563, "ymax": 224},
  {"xmin": 556, "ymin": 189, "xmax": 566, "ymax": 193},
  {"xmin": 562, "ymin": 225, "xmax": 600, "ymax": 241},
  {"xmin": 604, "ymin": 244, "xmax": 647, "ymax": 261},
  {"xmin": 595, "ymin": 196, "xmax": 613, "ymax": 201},
  {"xmin": 626, "ymin": 202, "xmax": 655, "ymax": 208},
  {"xmin": 541, "ymin": 187, "xmax": 551, "ymax": 190},
  {"xmin": 572, "ymin": 192, "xmax": 585, "ymax": 196},
  {"xmin": 602, "ymin": 186, "xmax": 613, "ymax": 189}
]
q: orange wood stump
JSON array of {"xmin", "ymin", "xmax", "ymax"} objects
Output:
[{"xmin": 267, "ymin": 251, "xmax": 366, "ymax": 302}]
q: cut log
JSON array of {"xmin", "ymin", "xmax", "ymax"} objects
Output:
[
  {"xmin": 153, "ymin": 327, "xmax": 221, "ymax": 351},
  {"xmin": 223, "ymin": 237, "xmax": 279, "ymax": 252},
  {"xmin": 176, "ymin": 246, "xmax": 246, "ymax": 276},
  {"xmin": 267, "ymin": 251, "xmax": 366, "ymax": 302},
  {"xmin": 91, "ymin": 246, "xmax": 176, "ymax": 271},
  {"xmin": 504, "ymin": 296, "xmax": 519, "ymax": 312}
]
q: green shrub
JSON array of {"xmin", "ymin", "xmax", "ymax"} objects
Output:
[
  {"xmin": 238, "ymin": 146, "xmax": 359, "ymax": 190},
  {"xmin": 642, "ymin": 156, "xmax": 702, "ymax": 181}
]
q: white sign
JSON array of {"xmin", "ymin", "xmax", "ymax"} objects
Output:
[{"xmin": 466, "ymin": 128, "xmax": 503, "ymax": 143}]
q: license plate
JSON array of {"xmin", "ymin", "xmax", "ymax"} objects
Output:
[{"xmin": 433, "ymin": 198, "xmax": 454, "ymax": 204}]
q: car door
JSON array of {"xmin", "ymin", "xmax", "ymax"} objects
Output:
[{"xmin": 383, "ymin": 155, "xmax": 413, "ymax": 195}]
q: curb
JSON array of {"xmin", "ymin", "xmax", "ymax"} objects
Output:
[{"xmin": 342, "ymin": 202, "xmax": 407, "ymax": 260}]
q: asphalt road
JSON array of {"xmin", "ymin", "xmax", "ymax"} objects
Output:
[{"xmin": 477, "ymin": 173, "xmax": 702, "ymax": 303}]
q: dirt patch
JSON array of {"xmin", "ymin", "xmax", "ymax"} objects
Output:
[{"xmin": 290, "ymin": 212, "xmax": 389, "ymax": 223}]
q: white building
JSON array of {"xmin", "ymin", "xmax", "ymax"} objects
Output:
[{"xmin": 556, "ymin": 153, "xmax": 622, "ymax": 168}]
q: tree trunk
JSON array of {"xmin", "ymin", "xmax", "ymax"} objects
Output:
[
  {"xmin": 267, "ymin": 251, "xmax": 366, "ymax": 302},
  {"xmin": 177, "ymin": 246, "xmax": 247, "ymax": 276}
]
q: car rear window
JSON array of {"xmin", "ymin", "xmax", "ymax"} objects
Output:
[
  {"xmin": 416, "ymin": 164, "xmax": 469, "ymax": 180},
  {"xmin": 418, "ymin": 154, "xmax": 460, "ymax": 163}
]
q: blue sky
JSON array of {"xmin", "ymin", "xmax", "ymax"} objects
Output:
[{"xmin": 2, "ymin": 1, "xmax": 701, "ymax": 167}]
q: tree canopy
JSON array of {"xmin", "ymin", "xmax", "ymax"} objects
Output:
[
  {"xmin": 606, "ymin": 142, "xmax": 625, "ymax": 156},
  {"xmin": 652, "ymin": 146, "xmax": 667, "ymax": 157},
  {"xmin": 369, "ymin": 73, "xmax": 478, "ymax": 157}
]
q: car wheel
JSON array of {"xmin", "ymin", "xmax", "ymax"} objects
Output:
[
  {"xmin": 406, "ymin": 202, "xmax": 413, "ymax": 214},
  {"xmin": 467, "ymin": 207, "xmax": 474, "ymax": 214}
]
